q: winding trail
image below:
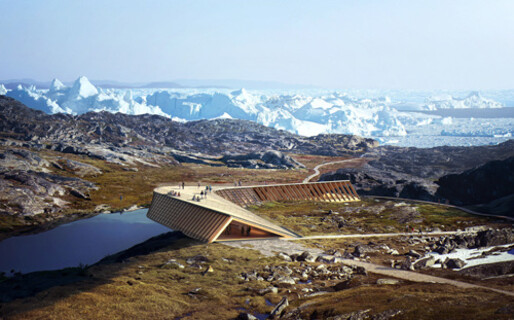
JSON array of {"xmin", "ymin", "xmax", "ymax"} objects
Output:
[
  {"xmin": 225, "ymin": 158, "xmax": 514, "ymax": 297},
  {"xmin": 303, "ymin": 159, "xmax": 358, "ymax": 183},
  {"xmin": 234, "ymin": 159, "xmax": 514, "ymax": 297},
  {"xmin": 303, "ymin": 158, "xmax": 513, "ymax": 222}
]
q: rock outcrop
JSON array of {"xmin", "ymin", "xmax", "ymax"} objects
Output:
[
  {"xmin": 0, "ymin": 96, "xmax": 378, "ymax": 158},
  {"xmin": 319, "ymin": 141, "xmax": 514, "ymax": 211},
  {"xmin": 436, "ymin": 156, "xmax": 514, "ymax": 206},
  {"xmin": 221, "ymin": 150, "xmax": 305, "ymax": 169}
]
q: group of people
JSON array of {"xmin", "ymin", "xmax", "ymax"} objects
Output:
[
  {"xmin": 191, "ymin": 185, "xmax": 213, "ymax": 202},
  {"xmin": 168, "ymin": 190, "xmax": 181, "ymax": 197}
]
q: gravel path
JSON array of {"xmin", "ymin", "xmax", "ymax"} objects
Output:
[
  {"xmin": 303, "ymin": 159, "xmax": 358, "ymax": 183},
  {"xmin": 223, "ymin": 239, "xmax": 514, "ymax": 297},
  {"xmin": 293, "ymin": 231, "xmax": 459, "ymax": 240}
]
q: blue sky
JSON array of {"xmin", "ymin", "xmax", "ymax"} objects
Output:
[{"xmin": 1, "ymin": 0, "xmax": 513, "ymax": 89}]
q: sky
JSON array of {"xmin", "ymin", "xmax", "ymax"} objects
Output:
[{"xmin": 1, "ymin": 0, "xmax": 513, "ymax": 90}]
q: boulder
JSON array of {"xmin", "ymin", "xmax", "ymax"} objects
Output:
[
  {"xmin": 237, "ymin": 313, "xmax": 257, "ymax": 320},
  {"xmin": 376, "ymin": 278, "xmax": 400, "ymax": 285},
  {"xmin": 406, "ymin": 250, "xmax": 421, "ymax": 259},
  {"xmin": 444, "ymin": 258, "xmax": 466, "ymax": 269},
  {"xmin": 297, "ymin": 251, "xmax": 317, "ymax": 263},
  {"xmin": 352, "ymin": 245, "xmax": 374, "ymax": 258},
  {"xmin": 277, "ymin": 252, "xmax": 292, "ymax": 262},
  {"xmin": 270, "ymin": 297, "xmax": 289, "ymax": 319},
  {"xmin": 413, "ymin": 256, "xmax": 436, "ymax": 270}
]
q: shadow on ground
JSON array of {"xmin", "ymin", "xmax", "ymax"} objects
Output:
[{"xmin": 0, "ymin": 231, "xmax": 198, "ymax": 307}]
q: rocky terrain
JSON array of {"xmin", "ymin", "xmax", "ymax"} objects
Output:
[
  {"xmin": 2, "ymin": 225, "xmax": 512, "ymax": 319},
  {"xmin": 436, "ymin": 156, "xmax": 514, "ymax": 206},
  {"xmin": 0, "ymin": 149, "xmax": 98, "ymax": 215},
  {"xmin": 320, "ymin": 140, "xmax": 514, "ymax": 215},
  {"xmin": 0, "ymin": 96, "xmax": 377, "ymax": 224},
  {"xmin": 0, "ymin": 96, "xmax": 377, "ymax": 159}
]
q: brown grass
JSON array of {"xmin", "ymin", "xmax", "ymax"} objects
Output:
[
  {"xmin": 247, "ymin": 198, "xmax": 503, "ymax": 236},
  {"xmin": 0, "ymin": 239, "xmax": 285, "ymax": 320}
]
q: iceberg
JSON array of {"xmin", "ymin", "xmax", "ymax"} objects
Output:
[
  {"xmin": 4, "ymin": 79, "xmax": 512, "ymax": 146},
  {"xmin": 424, "ymin": 91, "xmax": 503, "ymax": 110}
]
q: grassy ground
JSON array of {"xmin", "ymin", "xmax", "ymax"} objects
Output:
[
  {"xmin": 1, "ymin": 150, "xmax": 513, "ymax": 319},
  {"xmin": 1, "ymin": 232, "xmax": 512, "ymax": 320},
  {"xmin": 0, "ymin": 234, "xmax": 286, "ymax": 319},
  {"xmin": 286, "ymin": 282, "xmax": 513, "ymax": 320},
  {"xmin": 247, "ymin": 198, "xmax": 504, "ymax": 236},
  {"xmin": 0, "ymin": 150, "xmax": 333, "ymax": 238}
]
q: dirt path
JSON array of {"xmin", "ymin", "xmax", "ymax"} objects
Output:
[
  {"xmin": 303, "ymin": 159, "xmax": 359, "ymax": 183},
  {"xmin": 292, "ymin": 231, "xmax": 459, "ymax": 240},
  {"xmin": 224, "ymin": 239, "xmax": 514, "ymax": 297},
  {"xmin": 367, "ymin": 195, "xmax": 514, "ymax": 222}
]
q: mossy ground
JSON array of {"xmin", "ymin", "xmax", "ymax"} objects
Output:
[
  {"xmin": 1, "ymin": 151, "xmax": 513, "ymax": 319},
  {"xmin": 248, "ymin": 198, "xmax": 504, "ymax": 236},
  {"xmin": 0, "ymin": 236, "xmax": 287, "ymax": 319},
  {"xmin": 0, "ymin": 150, "xmax": 333, "ymax": 237},
  {"xmin": 1, "ymin": 234, "xmax": 512, "ymax": 320}
]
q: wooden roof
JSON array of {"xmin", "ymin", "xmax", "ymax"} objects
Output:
[{"xmin": 147, "ymin": 180, "xmax": 359, "ymax": 243}]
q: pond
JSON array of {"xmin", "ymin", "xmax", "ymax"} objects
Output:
[{"xmin": 0, "ymin": 209, "xmax": 170, "ymax": 274}]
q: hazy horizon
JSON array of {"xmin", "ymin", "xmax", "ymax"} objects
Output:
[{"xmin": 1, "ymin": 0, "xmax": 514, "ymax": 90}]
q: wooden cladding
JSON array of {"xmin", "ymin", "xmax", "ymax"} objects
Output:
[
  {"xmin": 147, "ymin": 192, "xmax": 232, "ymax": 243},
  {"xmin": 147, "ymin": 180, "xmax": 358, "ymax": 243},
  {"xmin": 215, "ymin": 180, "xmax": 360, "ymax": 207}
]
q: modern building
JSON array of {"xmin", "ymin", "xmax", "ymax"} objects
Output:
[{"xmin": 147, "ymin": 180, "xmax": 360, "ymax": 243}]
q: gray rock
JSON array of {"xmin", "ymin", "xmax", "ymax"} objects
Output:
[
  {"xmin": 297, "ymin": 251, "xmax": 317, "ymax": 263},
  {"xmin": 352, "ymin": 245, "xmax": 374, "ymax": 258},
  {"xmin": 270, "ymin": 297, "xmax": 289, "ymax": 319},
  {"xmin": 406, "ymin": 250, "xmax": 421, "ymax": 259},
  {"xmin": 237, "ymin": 313, "xmax": 258, "ymax": 320},
  {"xmin": 161, "ymin": 259, "xmax": 184, "ymax": 269},
  {"xmin": 277, "ymin": 252, "xmax": 292, "ymax": 262},
  {"xmin": 444, "ymin": 258, "xmax": 466, "ymax": 269},
  {"xmin": 277, "ymin": 276, "xmax": 295, "ymax": 285},
  {"xmin": 413, "ymin": 256, "xmax": 436, "ymax": 270},
  {"xmin": 316, "ymin": 255, "xmax": 335, "ymax": 264},
  {"xmin": 400, "ymin": 258, "xmax": 414, "ymax": 271},
  {"xmin": 376, "ymin": 278, "xmax": 400, "ymax": 285},
  {"xmin": 258, "ymin": 286, "xmax": 278, "ymax": 295}
]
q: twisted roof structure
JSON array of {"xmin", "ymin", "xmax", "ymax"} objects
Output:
[{"xmin": 147, "ymin": 180, "xmax": 360, "ymax": 243}]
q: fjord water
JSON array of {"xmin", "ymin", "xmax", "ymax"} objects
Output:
[{"xmin": 0, "ymin": 209, "xmax": 170, "ymax": 274}]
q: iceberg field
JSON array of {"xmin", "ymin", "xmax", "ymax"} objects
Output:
[{"xmin": 2, "ymin": 76, "xmax": 513, "ymax": 147}]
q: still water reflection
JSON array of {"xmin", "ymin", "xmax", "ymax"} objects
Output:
[{"xmin": 0, "ymin": 209, "xmax": 170, "ymax": 274}]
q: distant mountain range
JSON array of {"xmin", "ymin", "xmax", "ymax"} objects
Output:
[{"xmin": 0, "ymin": 78, "xmax": 313, "ymax": 90}]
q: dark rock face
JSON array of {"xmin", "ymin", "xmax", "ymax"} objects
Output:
[
  {"xmin": 320, "ymin": 140, "xmax": 514, "ymax": 208},
  {"xmin": 362, "ymin": 142, "xmax": 514, "ymax": 179},
  {"xmin": 436, "ymin": 157, "xmax": 514, "ymax": 206},
  {"xmin": 222, "ymin": 150, "xmax": 305, "ymax": 169},
  {"xmin": 319, "ymin": 165, "xmax": 438, "ymax": 201}
]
